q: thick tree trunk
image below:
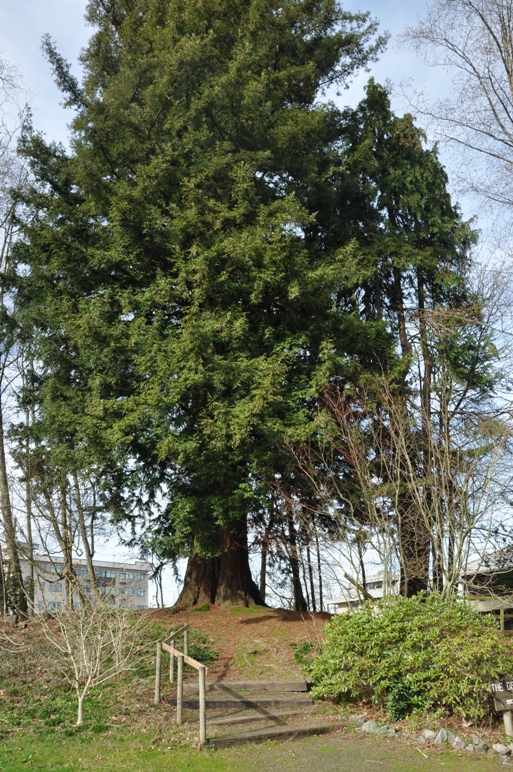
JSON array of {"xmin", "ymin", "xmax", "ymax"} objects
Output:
[{"xmin": 175, "ymin": 521, "xmax": 265, "ymax": 608}]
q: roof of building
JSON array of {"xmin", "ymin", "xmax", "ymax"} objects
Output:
[
  {"xmin": 464, "ymin": 547, "xmax": 513, "ymax": 576},
  {"xmin": 27, "ymin": 554, "xmax": 151, "ymax": 572}
]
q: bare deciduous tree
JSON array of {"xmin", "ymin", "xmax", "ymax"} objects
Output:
[
  {"xmin": 404, "ymin": 0, "xmax": 513, "ymax": 208},
  {"xmin": 39, "ymin": 601, "xmax": 149, "ymax": 725}
]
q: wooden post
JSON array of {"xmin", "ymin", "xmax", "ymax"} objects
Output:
[
  {"xmin": 176, "ymin": 654, "xmax": 184, "ymax": 726},
  {"xmin": 169, "ymin": 651, "xmax": 174, "ymax": 683},
  {"xmin": 504, "ymin": 711, "xmax": 513, "ymax": 737},
  {"xmin": 184, "ymin": 626, "xmax": 189, "ymax": 657},
  {"xmin": 500, "ymin": 603, "xmax": 505, "ymax": 632},
  {"xmin": 154, "ymin": 642, "xmax": 162, "ymax": 705},
  {"xmin": 199, "ymin": 665, "xmax": 207, "ymax": 745}
]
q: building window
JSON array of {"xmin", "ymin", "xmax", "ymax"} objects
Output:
[
  {"xmin": 37, "ymin": 601, "xmax": 43, "ymax": 611},
  {"xmin": 136, "ymin": 605, "xmax": 145, "ymax": 610},
  {"xmin": 49, "ymin": 601, "xmax": 61, "ymax": 610},
  {"xmin": 137, "ymin": 572, "xmax": 146, "ymax": 581},
  {"xmin": 119, "ymin": 570, "xmax": 134, "ymax": 581},
  {"xmin": 96, "ymin": 568, "xmax": 116, "ymax": 579},
  {"xmin": 137, "ymin": 588, "xmax": 145, "ymax": 597},
  {"xmin": 49, "ymin": 583, "xmax": 62, "ymax": 593},
  {"xmin": 120, "ymin": 588, "xmax": 134, "ymax": 597},
  {"xmin": 74, "ymin": 566, "xmax": 89, "ymax": 577}
]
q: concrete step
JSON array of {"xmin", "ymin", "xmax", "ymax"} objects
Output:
[
  {"xmin": 209, "ymin": 722, "xmax": 346, "ymax": 749},
  {"xmin": 184, "ymin": 679, "xmax": 310, "ymax": 693}
]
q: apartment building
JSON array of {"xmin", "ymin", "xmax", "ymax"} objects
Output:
[{"xmin": 19, "ymin": 554, "xmax": 151, "ymax": 612}]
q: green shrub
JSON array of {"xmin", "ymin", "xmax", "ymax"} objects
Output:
[
  {"xmin": 290, "ymin": 641, "xmax": 320, "ymax": 670},
  {"xmin": 188, "ymin": 629, "xmax": 218, "ymax": 665},
  {"xmin": 192, "ymin": 603, "xmax": 211, "ymax": 612},
  {"xmin": 310, "ymin": 593, "xmax": 513, "ymax": 720}
]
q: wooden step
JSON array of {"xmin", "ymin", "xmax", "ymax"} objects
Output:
[
  {"xmin": 209, "ymin": 722, "xmax": 346, "ymax": 749},
  {"xmin": 170, "ymin": 693, "xmax": 312, "ymax": 710},
  {"xmin": 184, "ymin": 679, "xmax": 310, "ymax": 693},
  {"xmin": 208, "ymin": 708, "xmax": 308, "ymax": 727}
]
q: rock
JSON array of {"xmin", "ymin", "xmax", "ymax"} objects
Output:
[
  {"xmin": 447, "ymin": 730, "xmax": 456, "ymax": 745},
  {"xmin": 493, "ymin": 743, "xmax": 510, "ymax": 755},
  {"xmin": 473, "ymin": 735, "xmax": 484, "ymax": 747},
  {"xmin": 376, "ymin": 725, "xmax": 388, "ymax": 734},
  {"xmin": 465, "ymin": 744, "xmax": 475, "ymax": 752},
  {"xmin": 434, "ymin": 728, "xmax": 448, "ymax": 744},
  {"xmin": 416, "ymin": 735, "xmax": 427, "ymax": 744},
  {"xmin": 356, "ymin": 716, "xmax": 366, "ymax": 729},
  {"xmin": 422, "ymin": 729, "xmax": 437, "ymax": 740},
  {"xmin": 360, "ymin": 720, "xmax": 378, "ymax": 733},
  {"xmin": 452, "ymin": 736, "xmax": 466, "ymax": 750},
  {"xmin": 387, "ymin": 728, "xmax": 397, "ymax": 737}
]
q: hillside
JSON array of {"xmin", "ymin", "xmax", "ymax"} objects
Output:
[{"xmin": 148, "ymin": 604, "xmax": 331, "ymax": 680}]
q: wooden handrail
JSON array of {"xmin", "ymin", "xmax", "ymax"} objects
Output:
[
  {"xmin": 162, "ymin": 642, "xmax": 206, "ymax": 671},
  {"xmin": 154, "ymin": 623, "xmax": 208, "ymax": 745},
  {"xmin": 163, "ymin": 623, "xmax": 189, "ymax": 645}
]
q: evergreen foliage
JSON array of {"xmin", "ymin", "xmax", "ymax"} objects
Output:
[
  {"xmin": 310, "ymin": 593, "xmax": 513, "ymax": 720},
  {"xmin": 13, "ymin": 1, "xmax": 486, "ymax": 604},
  {"xmin": 14, "ymin": 0, "xmax": 390, "ymax": 603}
]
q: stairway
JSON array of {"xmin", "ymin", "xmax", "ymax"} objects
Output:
[{"xmin": 171, "ymin": 678, "xmax": 346, "ymax": 748}]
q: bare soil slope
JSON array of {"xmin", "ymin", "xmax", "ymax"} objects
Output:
[{"xmin": 148, "ymin": 604, "xmax": 330, "ymax": 680}]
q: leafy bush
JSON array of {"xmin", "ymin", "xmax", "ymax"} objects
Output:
[
  {"xmin": 310, "ymin": 593, "xmax": 513, "ymax": 720},
  {"xmin": 290, "ymin": 641, "xmax": 320, "ymax": 670},
  {"xmin": 165, "ymin": 626, "xmax": 218, "ymax": 665},
  {"xmin": 188, "ymin": 629, "xmax": 218, "ymax": 665}
]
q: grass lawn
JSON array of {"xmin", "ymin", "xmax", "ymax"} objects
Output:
[
  {"xmin": 0, "ymin": 727, "xmax": 507, "ymax": 771},
  {"xmin": 0, "ymin": 607, "xmax": 510, "ymax": 771}
]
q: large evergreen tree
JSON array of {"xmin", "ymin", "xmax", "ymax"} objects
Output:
[{"xmin": 16, "ymin": 0, "xmax": 389, "ymax": 606}]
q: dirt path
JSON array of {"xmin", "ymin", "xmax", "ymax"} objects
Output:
[{"xmin": 219, "ymin": 732, "xmax": 506, "ymax": 771}]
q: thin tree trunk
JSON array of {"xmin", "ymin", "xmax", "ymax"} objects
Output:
[
  {"xmin": 0, "ymin": 393, "xmax": 26, "ymax": 614},
  {"xmin": 315, "ymin": 530, "xmax": 323, "ymax": 612},
  {"xmin": 0, "ymin": 541, "xmax": 6, "ymax": 615},
  {"xmin": 300, "ymin": 545, "xmax": 311, "ymax": 611},
  {"xmin": 306, "ymin": 540, "xmax": 316, "ymax": 612},
  {"xmin": 259, "ymin": 496, "xmax": 275, "ymax": 603},
  {"xmin": 286, "ymin": 509, "xmax": 307, "ymax": 612},
  {"xmin": 76, "ymin": 692, "xmax": 84, "ymax": 726},
  {"xmin": 72, "ymin": 473, "xmax": 100, "ymax": 601},
  {"xmin": 25, "ymin": 409, "xmax": 34, "ymax": 613}
]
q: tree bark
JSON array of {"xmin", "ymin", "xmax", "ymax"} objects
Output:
[
  {"xmin": 0, "ymin": 393, "xmax": 26, "ymax": 614},
  {"xmin": 175, "ymin": 520, "xmax": 265, "ymax": 608},
  {"xmin": 398, "ymin": 492, "xmax": 430, "ymax": 597},
  {"xmin": 286, "ymin": 509, "xmax": 308, "ymax": 612}
]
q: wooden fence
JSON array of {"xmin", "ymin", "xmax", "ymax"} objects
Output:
[{"xmin": 462, "ymin": 595, "xmax": 513, "ymax": 632}]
